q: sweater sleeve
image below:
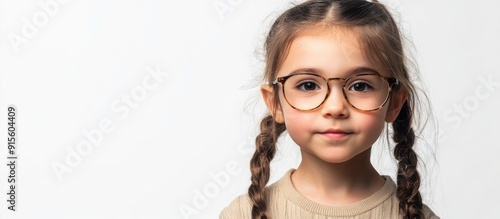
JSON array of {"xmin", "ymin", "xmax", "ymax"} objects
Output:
[
  {"xmin": 219, "ymin": 195, "xmax": 252, "ymax": 219},
  {"xmin": 423, "ymin": 204, "xmax": 440, "ymax": 219}
]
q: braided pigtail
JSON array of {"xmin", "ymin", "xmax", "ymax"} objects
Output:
[
  {"xmin": 392, "ymin": 101, "xmax": 423, "ymax": 219},
  {"xmin": 248, "ymin": 114, "xmax": 286, "ymax": 219}
]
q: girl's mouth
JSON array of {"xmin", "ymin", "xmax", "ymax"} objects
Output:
[{"xmin": 319, "ymin": 129, "xmax": 353, "ymax": 140}]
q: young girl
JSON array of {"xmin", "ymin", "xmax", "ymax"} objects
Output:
[{"xmin": 221, "ymin": 0, "xmax": 438, "ymax": 218}]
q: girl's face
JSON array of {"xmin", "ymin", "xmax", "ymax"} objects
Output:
[{"xmin": 262, "ymin": 27, "xmax": 404, "ymax": 164}]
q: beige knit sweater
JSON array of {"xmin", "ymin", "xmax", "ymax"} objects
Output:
[{"xmin": 220, "ymin": 169, "xmax": 439, "ymax": 219}]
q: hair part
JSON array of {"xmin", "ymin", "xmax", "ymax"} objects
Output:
[{"xmin": 249, "ymin": 1, "xmax": 425, "ymax": 218}]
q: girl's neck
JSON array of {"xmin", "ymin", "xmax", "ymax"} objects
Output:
[{"xmin": 291, "ymin": 148, "xmax": 385, "ymax": 206}]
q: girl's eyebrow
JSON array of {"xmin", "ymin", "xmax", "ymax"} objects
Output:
[
  {"xmin": 287, "ymin": 68, "xmax": 322, "ymax": 76},
  {"xmin": 348, "ymin": 67, "xmax": 380, "ymax": 76},
  {"xmin": 286, "ymin": 67, "xmax": 380, "ymax": 77}
]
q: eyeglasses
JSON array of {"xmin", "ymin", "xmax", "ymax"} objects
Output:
[{"xmin": 272, "ymin": 73, "xmax": 398, "ymax": 112}]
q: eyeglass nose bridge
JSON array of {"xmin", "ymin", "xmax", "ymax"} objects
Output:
[
  {"xmin": 320, "ymin": 77, "xmax": 351, "ymax": 107},
  {"xmin": 326, "ymin": 77, "xmax": 349, "ymax": 88}
]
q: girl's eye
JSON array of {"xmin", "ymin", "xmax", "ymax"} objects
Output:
[
  {"xmin": 348, "ymin": 81, "xmax": 373, "ymax": 92},
  {"xmin": 296, "ymin": 81, "xmax": 320, "ymax": 91}
]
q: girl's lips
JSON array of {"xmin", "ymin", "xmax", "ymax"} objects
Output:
[
  {"xmin": 319, "ymin": 129, "xmax": 353, "ymax": 140},
  {"xmin": 320, "ymin": 129, "xmax": 352, "ymax": 134}
]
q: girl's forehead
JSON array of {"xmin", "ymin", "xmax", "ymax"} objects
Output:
[
  {"xmin": 292, "ymin": 27, "xmax": 362, "ymax": 55},
  {"xmin": 278, "ymin": 27, "xmax": 379, "ymax": 78}
]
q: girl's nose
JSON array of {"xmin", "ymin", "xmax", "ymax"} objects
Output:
[{"xmin": 320, "ymin": 86, "xmax": 349, "ymax": 119}]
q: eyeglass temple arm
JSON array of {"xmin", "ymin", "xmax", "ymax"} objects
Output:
[{"xmin": 388, "ymin": 77, "xmax": 399, "ymax": 85}]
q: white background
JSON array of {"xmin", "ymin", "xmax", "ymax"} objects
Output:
[{"xmin": 0, "ymin": 0, "xmax": 499, "ymax": 218}]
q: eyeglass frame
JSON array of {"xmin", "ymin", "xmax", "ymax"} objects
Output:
[{"xmin": 272, "ymin": 72, "xmax": 399, "ymax": 112}]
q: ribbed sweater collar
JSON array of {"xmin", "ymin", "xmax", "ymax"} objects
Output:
[{"xmin": 275, "ymin": 169, "xmax": 396, "ymax": 216}]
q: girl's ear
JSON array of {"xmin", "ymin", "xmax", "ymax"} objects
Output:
[
  {"xmin": 385, "ymin": 89, "xmax": 407, "ymax": 123},
  {"xmin": 261, "ymin": 85, "xmax": 284, "ymax": 123}
]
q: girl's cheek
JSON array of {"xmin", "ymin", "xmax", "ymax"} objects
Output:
[
  {"xmin": 354, "ymin": 112, "xmax": 387, "ymax": 137},
  {"xmin": 283, "ymin": 109, "xmax": 316, "ymax": 130}
]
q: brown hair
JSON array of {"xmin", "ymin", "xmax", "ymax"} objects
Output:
[{"xmin": 249, "ymin": 0, "xmax": 424, "ymax": 218}]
